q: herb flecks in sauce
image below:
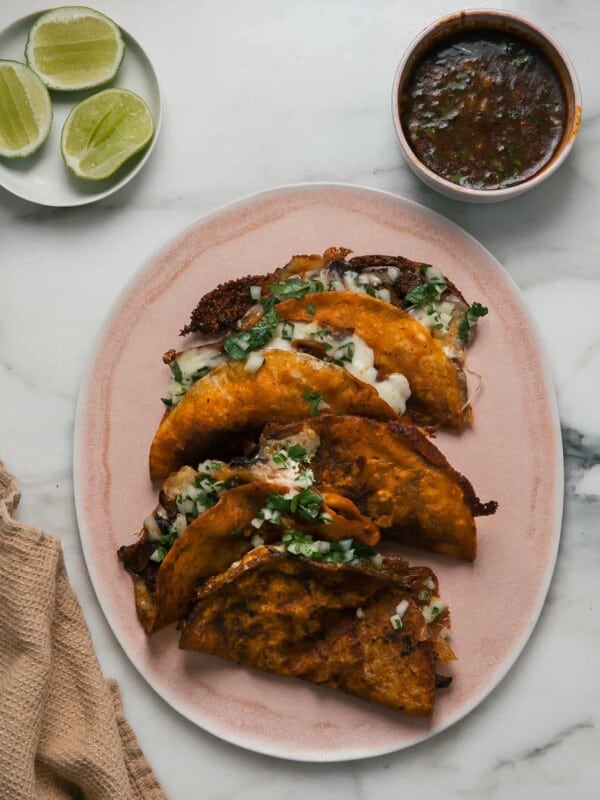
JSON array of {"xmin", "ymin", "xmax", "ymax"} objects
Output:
[{"xmin": 402, "ymin": 32, "xmax": 566, "ymax": 190}]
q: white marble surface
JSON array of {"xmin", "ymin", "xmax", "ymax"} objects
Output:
[{"xmin": 1, "ymin": 0, "xmax": 599, "ymax": 796}]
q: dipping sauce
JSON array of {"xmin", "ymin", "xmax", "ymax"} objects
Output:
[{"xmin": 401, "ymin": 31, "xmax": 567, "ymax": 190}]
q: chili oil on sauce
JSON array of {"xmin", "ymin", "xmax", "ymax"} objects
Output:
[{"xmin": 401, "ymin": 31, "xmax": 567, "ymax": 190}]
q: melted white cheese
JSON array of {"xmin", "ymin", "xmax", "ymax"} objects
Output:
[
  {"xmin": 264, "ymin": 322, "xmax": 411, "ymax": 415},
  {"xmin": 250, "ymin": 429, "xmax": 321, "ymax": 489},
  {"xmin": 164, "ymin": 346, "xmax": 226, "ymax": 406},
  {"xmin": 340, "ymin": 333, "xmax": 410, "ymax": 414},
  {"xmin": 178, "ymin": 346, "xmax": 224, "ymax": 375}
]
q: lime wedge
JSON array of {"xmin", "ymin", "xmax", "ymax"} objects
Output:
[
  {"xmin": 61, "ymin": 88, "xmax": 154, "ymax": 180},
  {"xmin": 25, "ymin": 6, "xmax": 125, "ymax": 91},
  {"xmin": 0, "ymin": 60, "xmax": 52, "ymax": 158}
]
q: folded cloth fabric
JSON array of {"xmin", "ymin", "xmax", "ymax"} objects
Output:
[{"xmin": 0, "ymin": 461, "xmax": 167, "ymax": 800}]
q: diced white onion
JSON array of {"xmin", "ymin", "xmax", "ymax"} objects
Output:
[
  {"xmin": 423, "ymin": 265, "xmax": 445, "ymax": 283},
  {"xmin": 250, "ymin": 533, "xmax": 264, "ymax": 547},
  {"xmin": 244, "ymin": 351, "xmax": 265, "ymax": 373},
  {"xmin": 176, "ymin": 497, "xmax": 196, "ymax": 515},
  {"xmin": 149, "ymin": 550, "xmax": 163, "ymax": 563},
  {"xmin": 251, "ymin": 517, "xmax": 264, "ymax": 529},
  {"xmin": 422, "ymin": 598, "xmax": 446, "ymax": 623},
  {"xmin": 144, "ymin": 514, "xmax": 162, "ymax": 542},
  {"xmin": 356, "ymin": 607, "xmax": 365, "ymax": 619},
  {"xmin": 338, "ymin": 539, "xmax": 353, "ymax": 551},
  {"xmin": 389, "ymin": 614, "xmax": 403, "ymax": 630},
  {"xmin": 439, "ymin": 301, "xmax": 455, "ymax": 315},
  {"xmin": 387, "ymin": 267, "xmax": 400, "ymax": 281},
  {"xmin": 250, "ymin": 285, "xmax": 262, "ymax": 300},
  {"xmin": 395, "ymin": 599, "xmax": 409, "ymax": 618},
  {"xmin": 173, "ymin": 514, "xmax": 188, "ymax": 535}
]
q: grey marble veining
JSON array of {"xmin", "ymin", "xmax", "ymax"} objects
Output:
[{"xmin": 1, "ymin": 0, "xmax": 599, "ymax": 797}]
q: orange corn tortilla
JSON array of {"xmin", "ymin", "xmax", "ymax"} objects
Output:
[
  {"xmin": 118, "ymin": 474, "xmax": 381, "ymax": 633},
  {"xmin": 149, "ymin": 350, "xmax": 394, "ymax": 481},
  {"xmin": 179, "ymin": 546, "xmax": 454, "ymax": 717},
  {"xmin": 276, "ymin": 292, "xmax": 469, "ymax": 429},
  {"xmin": 262, "ymin": 416, "xmax": 497, "ymax": 561}
]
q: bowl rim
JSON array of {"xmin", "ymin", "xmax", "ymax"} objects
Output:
[{"xmin": 391, "ymin": 8, "xmax": 583, "ymax": 200}]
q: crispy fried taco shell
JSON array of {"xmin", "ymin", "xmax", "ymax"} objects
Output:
[
  {"xmin": 119, "ymin": 474, "xmax": 380, "ymax": 633},
  {"xmin": 179, "ymin": 547, "xmax": 454, "ymax": 717},
  {"xmin": 181, "ymin": 247, "xmax": 467, "ymax": 336},
  {"xmin": 276, "ymin": 292, "xmax": 469, "ymax": 428},
  {"xmin": 261, "ymin": 416, "xmax": 497, "ymax": 561},
  {"xmin": 149, "ymin": 350, "xmax": 394, "ymax": 481}
]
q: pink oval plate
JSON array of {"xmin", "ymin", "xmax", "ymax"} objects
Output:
[{"xmin": 74, "ymin": 183, "xmax": 563, "ymax": 761}]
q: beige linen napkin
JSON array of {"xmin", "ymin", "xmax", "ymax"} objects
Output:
[{"xmin": 0, "ymin": 460, "xmax": 167, "ymax": 800}]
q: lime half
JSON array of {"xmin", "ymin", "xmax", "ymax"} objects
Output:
[
  {"xmin": 0, "ymin": 60, "xmax": 52, "ymax": 158},
  {"xmin": 25, "ymin": 6, "xmax": 125, "ymax": 91},
  {"xmin": 61, "ymin": 88, "xmax": 154, "ymax": 180}
]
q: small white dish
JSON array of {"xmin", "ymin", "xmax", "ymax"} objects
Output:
[{"xmin": 0, "ymin": 10, "xmax": 161, "ymax": 207}]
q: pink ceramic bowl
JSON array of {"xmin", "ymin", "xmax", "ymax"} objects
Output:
[{"xmin": 392, "ymin": 9, "xmax": 582, "ymax": 203}]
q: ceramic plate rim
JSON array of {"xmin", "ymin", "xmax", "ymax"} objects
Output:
[
  {"xmin": 73, "ymin": 182, "xmax": 564, "ymax": 761},
  {"xmin": 0, "ymin": 9, "xmax": 162, "ymax": 207}
]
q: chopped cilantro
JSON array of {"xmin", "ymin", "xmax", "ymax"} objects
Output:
[
  {"xmin": 265, "ymin": 494, "xmax": 291, "ymax": 513},
  {"xmin": 192, "ymin": 473, "xmax": 237, "ymax": 510},
  {"xmin": 191, "ymin": 366, "xmax": 210, "ymax": 382},
  {"xmin": 281, "ymin": 321, "xmax": 294, "ymax": 340},
  {"xmin": 306, "ymin": 304, "xmax": 316, "ymax": 316},
  {"xmin": 458, "ymin": 302, "xmax": 488, "ymax": 343},
  {"xmin": 302, "ymin": 391, "xmax": 323, "ymax": 416},
  {"xmin": 287, "ymin": 444, "xmax": 309, "ymax": 462},
  {"xmin": 403, "ymin": 265, "xmax": 447, "ymax": 310},
  {"xmin": 333, "ymin": 341, "xmax": 354, "ymax": 363},
  {"xmin": 223, "ymin": 305, "xmax": 279, "ymax": 360},
  {"xmin": 161, "ymin": 397, "xmax": 174, "ymax": 408},
  {"xmin": 365, "ymin": 286, "xmax": 377, "ymax": 297},
  {"xmin": 280, "ymin": 531, "xmax": 379, "ymax": 565},
  {"xmin": 290, "ymin": 488, "xmax": 323, "ymax": 521},
  {"xmin": 404, "ymin": 281, "xmax": 444, "ymax": 309},
  {"xmin": 151, "ymin": 524, "xmax": 181, "ymax": 563},
  {"xmin": 170, "ymin": 360, "xmax": 183, "ymax": 382},
  {"xmin": 269, "ymin": 276, "xmax": 324, "ymax": 301},
  {"xmin": 261, "ymin": 486, "xmax": 325, "ymax": 522}
]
